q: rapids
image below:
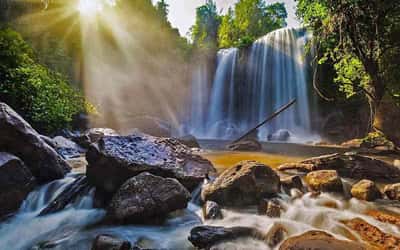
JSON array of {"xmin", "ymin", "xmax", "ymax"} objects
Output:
[{"xmin": 1, "ymin": 163, "xmax": 399, "ymax": 249}]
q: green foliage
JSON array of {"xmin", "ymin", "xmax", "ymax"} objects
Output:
[
  {"xmin": 191, "ymin": 0, "xmax": 221, "ymax": 49},
  {"xmin": 296, "ymin": 0, "xmax": 400, "ymax": 110},
  {"xmin": 0, "ymin": 28, "xmax": 93, "ymax": 133},
  {"xmin": 218, "ymin": 0, "xmax": 287, "ymax": 48}
]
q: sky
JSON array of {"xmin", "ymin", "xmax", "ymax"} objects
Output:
[{"xmin": 152, "ymin": 0, "xmax": 300, "ymax": 37}]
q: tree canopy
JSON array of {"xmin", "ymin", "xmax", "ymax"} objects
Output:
[{"xmin": 296, "ymin": 0, "xmax": 400, "ymax": 125}]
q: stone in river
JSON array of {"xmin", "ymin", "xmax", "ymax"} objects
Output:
[
  {"xmin": 305, "ymin": 170, "xmax": 343, "ymax": 193},
  {"xmin": 279, "ymin": 230, "xmax": 367, "ymax": 250},
  {"xmin": 0, "ymin": 102, "xmax": 70, "ymax": 183},
  {"xmin": 350, "ymin": 179, "xmax": 381, "ymax": 201},
  {"xmin": 201, "ymin": 161, "xmax": 280, "ymax": 206},
  {"xmin": 86, "ymin": 132, "xmax": 216, "ymax": 194},
  {"xmin": 0, "ymin": 152, "xmax": 36, "ymax": 218},
  {"xmin": 383, "ymin": 183, "xmax": 400, "ymax": 201},
  {"xmin": 107, "ymin": 172, "xmax": 191, "ymax": 223}
]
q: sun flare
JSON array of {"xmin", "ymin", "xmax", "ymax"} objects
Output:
[{"xmin": 77, "ymin": 0, "xmax": 116, "ymax": 17}]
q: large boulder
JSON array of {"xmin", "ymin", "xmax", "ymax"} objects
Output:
[
  {"xmin": 201, "ymin": 161, "xmax": 280, "ymax": 206},
  {"xmin": 188, "ymin": 225, "xmax": 265, "ymax": 249},
  {"xmin": 227, "ymin": 139, "xmax": 262, "ymax": 151},
  {"xmin": 0, "ymin": 102, "xmax": 70, "ymax": 183},
  {"xmin": 279, "ymin": 230, "xmax": 367, "ymax": 250},
  {"xmin": 0, "ymin": 152, "xmax": 36, "ymax": 217},
  {"xmin": 91, "ymin": 235, "xmax": 131, "ymax": 250},
  {"xmin": 52, "ymin": 136, "xmax": 86, "ymax": 159},
  {"xmin": 278, "ymin": 152, "xmax": 400, "ymax": 182},
  {"xmin": 383, "ymin": 183, "xmax": 400, "ymax": 201},
  {"xmin": 342, "ymin": 218, "xmax": 400, "ymax": 249},
  {"xmin": 86, "ymin": 133, "xmax": 215, "ymax": 194},
  {"xmin": 107, "ymin": 172, "xmax": 191, "ymax": 223},
  {"xmin": 351, "ymin": 179, "xmax": 381, "ymax": 201},
  {"xmin": 305, "ymin": 170, "xmax": 343, "ymax": 193}
]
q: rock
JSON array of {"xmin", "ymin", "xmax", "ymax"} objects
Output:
[
  {"xmin": 203, "ymin": 201, "xmax": 223, "ymax": 220},
  {"xmin": 39, "ymin": 175, "xmax": 90, "ymax": 216},
  {"xmin": 91, "ymin": 234, "xmax": 131, "ymax": 250},
  {"xmin": 258, "ymin": 199, "xmax": 282, "ymax": 218},
  {"xmin": 383, "ymin": 183, "xmax": 400, "ymax": 200},
  {"xmin": 342, "ymin": 218, "xmax": 400, "ymax": 249},
  {"xmin": 86, "ymin": 133, "xmax": 215, "ymax": 194},
  {"xmin": 107, "ymin": 172, "xmax": 191, "ymax": 223},
  {"xmin": 129, "ymin": 115, "xmax": 172, "ymax": 137},
  {"xmin": 268, "ymin": 129, "xmax": 291, "ymax": 142},
  {"xmin": 279, "ymin": 230, "xmax": 367, "ymax": 250},
  {"xmin": 176, "ymin": 134, "xmax": 200, "ymax": 148},
  {"xmin": 72, "ymin": 128, "xmax": 119, "ymax": 148},
  {"xmin": 351, "ymin": 180, "xmax": 381, "ymax": 201},
  {"xmin": 227, "ymin": 139, "xmax": 262, "ymax": 151},
  {"xmin": 0, "ymin": 102, "xmax": 70, "ymax": 182},
  {"xmin": 305, "ymin": 170, "xmax": 343, "ymax": 193},
  {"xmin": 201, "ymin": 161, "xmax": 280, "ymax": 206},
  {"xmin": 52, "ymin": 136, "xmax": 86, "ymax": 159},
  {"xmin": 0, "ymin": 152, "xmax": 36, "ymax": 217},
  {"xmin": 366, "ymin": 210, "xmax": 400, "ymax": 227},
  {"xmin": 188, "ymin": 225, "xmax": 265, "ymax": 249},
  {"xmin": 280, "ymin": 175, "xmax": 304, "ymax": 194},
  {"xmin": 265, "ymin": 224, "xmax": 288, "ymax": 248},
  {"xmin": 279, "ymin": 152, "xmax": 400, "ymax": 182}
]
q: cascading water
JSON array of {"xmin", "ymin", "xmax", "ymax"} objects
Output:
[
  {"xmin": 188, "ymin": 28, "xmax": 318, "ymax": 142},
  {"xmin": 246, "ymin": 27, "xmax": 313, "ymax": 141}
]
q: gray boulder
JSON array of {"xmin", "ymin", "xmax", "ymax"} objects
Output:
[
  {"xmin": 86, "ymin": 133, "xmax": 215, "ymax": 194},
  {"xmin": 201, "ymin": 161, "xmax": 280, "ymax": 206},
  {"xmin": 0, "ymin": 102, "xmax": 70, "ymax": 183},
  {"xmin": 0, "ymin": 152, "xmax": 36, "ymax": 217},
  {"xmin": 107, "ymin": 172, "xmax": 191, "ymax": 223}
]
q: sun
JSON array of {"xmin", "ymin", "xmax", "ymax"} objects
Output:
[{"xmin": 77, "ymin": 0, "xmax": 117, "ymax": 17}]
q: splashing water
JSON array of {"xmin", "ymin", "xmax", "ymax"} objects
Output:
[{"xmin": 0, "ymin": 173, "xmax": 399, "ymax": 249}]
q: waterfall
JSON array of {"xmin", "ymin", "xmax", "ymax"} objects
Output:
[
  {"xmin": 245, "ymin": 27, "xmax": 313, "ymax": 140},
  {"xmin": 188, "ymin": 28, "xmax": 317, "ymax": 142}
]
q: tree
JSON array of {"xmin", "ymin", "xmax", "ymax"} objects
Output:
[
  {"xmin": 156, "ymin": 0, "xmax": 169, "ymax": 23},
  {"xmin": 190, "ymin": 0, "xmax": 221, "ymax": 48},
  {"xmin": 296, "ymin": 0, "xmax": 400, "ymax": 127},
  {"xmin": 217, "ymin": 0, "xmax": 287, "ymax": 48}
]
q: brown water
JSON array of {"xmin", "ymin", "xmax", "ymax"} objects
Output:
[{"xmin": 200, "ymin": 150, "xmax": 304, "ymax": 172}]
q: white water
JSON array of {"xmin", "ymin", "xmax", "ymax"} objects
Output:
[
  {"xmin": 1, "ymin": 174, "xmax": 399, "ymax": 249},
  {"xmin": 188, "ymin": 28, "xmax": 319, "ymax": 142}
]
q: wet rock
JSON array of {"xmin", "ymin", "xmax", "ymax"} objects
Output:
[
  {"xmin": 279, "ymin": 230, "xmax": 367, "ymax": 250},
  {"xmin": 39, "ymin": 175, "xmax": 90, "ymax": 216},
  {"xmin": 366, "ymin": 210, "xmax": 400, "ymax": 227},
  {"xmin": 107, "ymin": 172, "xmax": 191, "ymax": 223},
  {"xmin": 342, "ymin": 218, "xmax": 400, "ymax": 249},
  {"xmin": 305, "ymin": 170, "xmax": 343, "ymax": 193},
  {"xmin": 265, "ymin": 224, "xmax": 288, "ymax": 248},
  {"xmin": 188, "ymin": 225, "xmax": 265, "ymax": 249},
  {"xmin": 0, "ymin": 102, "xmax": 70, "ymax": 183},
  {"xmin": 201, "ymin": 161, "xmax": 280, "ymax": 206},
  {"xmin": 227, "ymin": 139, "xmax": 262, "ymax": 151},
  {"xmin": 383, "ymin": 183, "xmax": 400, "ymax": 200},
  {"xmin": 351, "ymin": 180, "xmax": 381, "ymax": 201},
  {"xmin": 279, "ymin": 152, "xmax": 400, "ymax": 182},
  {"xmin": 0, "ymin": 152, "xmax": 36, "ymax": 217},
  {"xmin": 72, "ymin": 128, "xmax": 119, "ymax": 148},
  {"xmin": 280, "ymin": 175, "xmax": 304, "ymax": 194},
  {"xmin": 91, "ymin": 234, "xmax": 131, "ymax": 250},
  {"xmin": 258, "ymin": 198, "xmax": 282, "ymax": 218},
  {"xmin": 128, "ymin": 115, "xmax": 172, "ymax": 137},
  {"xmin": 176, "ymin": 134, "xmax": 200, "ymax": 148},
  {"xmin": 52, "ymin": 136, "xmax": 86, "ymax": 159},
  {"xmin": 86, "ymin": 132, "xmax": 215, "ymax": 194},
  {"xmin": 203, "ymin": 201, "xmax": 223, "ymax": 220},
  {"xmin": 268, "ymin": 129, "xmax": 291, "ymax": 142}
]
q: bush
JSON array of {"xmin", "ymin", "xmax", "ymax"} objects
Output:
[{"xmin": 0, "ymin": 28, "xmax": 94, "ymax": 133}]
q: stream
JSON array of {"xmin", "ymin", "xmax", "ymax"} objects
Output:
[{"xmin": 0, "ymin": 151, "xmax": 399, "ymax": 250}]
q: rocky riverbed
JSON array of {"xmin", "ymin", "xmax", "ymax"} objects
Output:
[{"xmin": 1, "ymin": 102, "xmax": 400, "ymax": 250}]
